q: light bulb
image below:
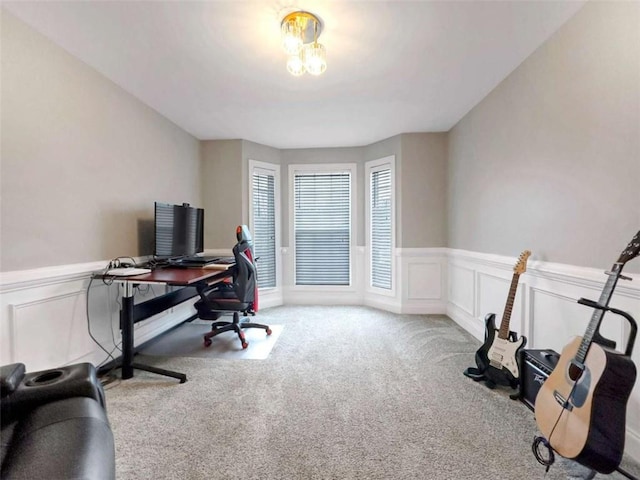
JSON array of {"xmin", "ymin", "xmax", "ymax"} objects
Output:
[
  {"xmin": 304, "ymin": 43, "xmax": 327, "ymax": 76},
  {"xmin": 286, "ymin": 54, "xmax": 306, "ymax": 76},
  {"xmin": 281, "ymin": 19, "xmax": 303, "ymax": 55}
]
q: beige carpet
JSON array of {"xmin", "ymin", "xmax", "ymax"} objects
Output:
[{"xmin": 104, "ymin": 306, "xmax": 640, "ymax": 480}]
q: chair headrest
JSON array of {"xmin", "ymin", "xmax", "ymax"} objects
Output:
[{"xmin": 236, "ymin": 225, "xmax": 252, "ymax": 243}]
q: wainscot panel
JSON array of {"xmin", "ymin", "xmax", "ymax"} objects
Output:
[
  {"xmin": 397, "ymin": 248, "xmax": 447, "ymax": 314},
  {"xmin": 446, "ymin": 249, "xmax": 640, "ymax": 463},
  {"xmin": 477, "ymin": 271, "xmax": 526, "ymax": 337},
  {"xmin": 0, "ymin": 262, "xmax": 197, "ymax": 371}
]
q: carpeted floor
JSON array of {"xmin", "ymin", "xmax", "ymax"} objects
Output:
[{"xmin": 103, "ymin": 306, "xmax": 640, "ymax": 480}]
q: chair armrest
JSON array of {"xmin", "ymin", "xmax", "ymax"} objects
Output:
[{"xmin": 1, "ymin": 363, "xmax": 25, "ymax": 396}]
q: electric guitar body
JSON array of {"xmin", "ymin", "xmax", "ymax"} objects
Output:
[
  {"xmin": 475, "ymin": 313, "xmax": 526, "ymax": 388},
  {"xmin": 473, "ymin": 250, "xmax": 531, "ymax": 388},
  {"xmin": 535, "ymin": 337, "xmax": 636, "ymax": 473},
  {"xmin": 535, "ymin": 230, "xmax": 640, "ymax": 474}
]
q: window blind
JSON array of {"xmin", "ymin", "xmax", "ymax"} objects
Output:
[
  {"xmin": 294, "ymin": 172, "xmax": 351, "ymax": 286},
  {"xmin": 371, "ymin": 168, "xmax": 392, "ymax": 289},
  {"xmin": 252, "ymin": 172, "xmax": 276, "ymax": 288}
]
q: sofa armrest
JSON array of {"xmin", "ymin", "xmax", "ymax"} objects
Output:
[
  {"xmin": 0, "ymin": 364, "xmax": 25, "ymax": 397},
  {"xmin": 1, "ymin": 397, "xmax": 115, "ymax": 480}
]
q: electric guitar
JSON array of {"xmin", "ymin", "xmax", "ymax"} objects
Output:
[
  {"xmin": 535, "ymin": 230, "xmax": 640, "ymax": 474},
  {"xmin": 474, "ymin": 250, "xmax": 531, "ymax": 388}
]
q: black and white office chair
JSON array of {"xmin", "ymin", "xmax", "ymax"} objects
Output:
[{"xmin": 194, "ymin": 225, "xmax": 271, "ymax": 349}]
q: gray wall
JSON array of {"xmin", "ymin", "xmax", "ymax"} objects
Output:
[
  {"xmin": 6, "ymin": 3, "xmax": 632, "ymax": 274},
  {"xmin": 200, "ymin": 140, "xmax": 243, "ymax": 249},
  {"xmin": 0, "ymin": 11, "xmax": 201, "ymax": 271},
  {"xmin": 203, "ymin": 134, "xmax": 449, "ymax": 251},
  {"xmin": 448, "ymin": 1, "xmax": 640, "ymax": 272},
  {"xmin": 200, "ymin": 139, "xmax": 282, "ymax": 250},
  {"xmin": 243, "ymin": 140, "xmax": 282, "ymax": 167},
  {"xmin": 363, "ymin": 133, "xmax": 448, "ymax": 249},
  {"xmin": 399, "ymin": 133, "xmax": 448, "ymax": 249}
]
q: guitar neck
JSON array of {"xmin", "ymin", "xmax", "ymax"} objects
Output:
[
  {"xmin": 575, "ymin": 264, "xmax": 622, "ymax": 363},
  {"xmin": 498, "ymin": 273, "xmax": 521, "ymax": 339}
]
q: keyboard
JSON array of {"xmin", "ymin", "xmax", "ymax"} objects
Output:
[
  {"xmin": 216, "ymin": 257, "xmax": 235, "ymax": 264},
  {"xmin": 105, "ymin": 267, "xmax": 152, "ymax": 276},
  {"xmin": 176, "ymin": 256, "xmax": 220, "ymax": 265}
]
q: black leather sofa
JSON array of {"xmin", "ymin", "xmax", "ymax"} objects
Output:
[{"xmin": 1, "ymin": 362, "xmax": 115, "ymax": 479}]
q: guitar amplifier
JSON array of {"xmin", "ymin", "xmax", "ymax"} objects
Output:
[{"xmin": 518, "ymin": 349, "xmax": 560, "ymax": 410}]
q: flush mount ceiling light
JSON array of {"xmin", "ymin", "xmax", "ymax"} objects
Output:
[{"xmin": 281, "ymin": 11, "xmax": 327, "ymax": 76}]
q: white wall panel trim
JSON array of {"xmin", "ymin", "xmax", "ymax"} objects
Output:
[
  {"xmin": 396, "ymin": 247, "xmax": 448, "ymax": 257},
  {"xmin": 628, "ymin": 428, "xmax": 640, "ymax": 466},
  {"xmin": 449, "ymin": 249, "xmax": 640, "ymax": 294},
  {"xmin": 448, "ymin": 263, "xmax": 475, "ymax": 316},
  {"xmin": 0, "ymin": 261, "xmax": 106, "ymax": 293},
  {"xmin": 10, "ymin": 289, "xmax": 90, "ymax": 368},
  {"xmin": 446, "ymin": 303, "xmax": 484, "ymax": 340}
]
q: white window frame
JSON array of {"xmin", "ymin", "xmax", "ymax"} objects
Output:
[
  {"xmin": 248, "ymin": 159, "xmax": 281, "ymax": 290},
  {"xmin": 365, "ymin": 155, "xmax": 396, "ymax": 297},
  {"xmin": 288, "ymin": 163, "xmax": 357, "ymax": 290}
]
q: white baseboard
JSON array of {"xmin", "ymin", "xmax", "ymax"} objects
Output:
[
  {"xmin": 257, "ymin": 288, "xmax": 284, "ymax": 310},
  {"xmin": 626, "ymin": 427, "xmax": 640, "ymax": 466},
  {"xmin": 363, "ymin": 293, "xmax": 402, "ymax": 314},
  {"xmin": 446, "ymin": 304, "xmax": 484, "ymax": 341},
  {"xmin": 401, "ymin": 301, "xmax": 447, "ymax": 315}
]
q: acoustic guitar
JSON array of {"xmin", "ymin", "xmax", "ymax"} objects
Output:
[
  {"xmin": 474, "ymin": 250, "xmax": 531, "ymax": 388},
  {"xmin": 534, "ymin": 230, "xmax": 640, "ymax": 474}
]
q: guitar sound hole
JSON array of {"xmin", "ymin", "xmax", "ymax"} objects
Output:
[{"xmin": 568, "ymin": 362, "xmax": 584, "ymax": 382}]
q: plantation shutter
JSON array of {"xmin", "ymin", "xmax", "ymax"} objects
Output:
[
  {"xmin": 371, "ymin": 168, "xmax": 392, "ymax": 289},
  {"xmin": 294, "ymin": 172, "xmax": 351, "ymax": 285},
  {"xmin": 252, "ymin": 172, "xmax": 276, "ymax": 288}
]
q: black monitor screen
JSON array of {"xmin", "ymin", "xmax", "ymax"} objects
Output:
[{"xmin": 154, "ymin": 202, "xmax": 204, "ymax": 258}]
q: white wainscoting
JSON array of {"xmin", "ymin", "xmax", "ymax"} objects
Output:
[
  {"xmin": 446, "ymin": 249, "xmax": 640, "ymax": 462},
  {"xmin": 280, "ymin": 247, "xmax": 448, "ymax": 314},
  {"xmin": 2, "ymin": 249, "xmax": 638, "ymax": 461},
  {"xmin": 0, "ymin": 262, "xmax": 196, "ymax": 371},
  {"xmin": 394, "ymin": 248, "xmax": 448, "ymax": 314}
]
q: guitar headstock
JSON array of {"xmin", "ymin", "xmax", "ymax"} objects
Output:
[
  {"xmin": 618, "ymin": 230, "xmax": 640, "ymax": 265},
  {"xmin": 514, "ymin": 250, "xmax": 531, "ymax": 274}
]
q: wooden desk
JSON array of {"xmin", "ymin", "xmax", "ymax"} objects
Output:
[
  {"xmin": 128, "ymin": 267, "xmax": 228, "ymax": 285},
  {"xmin": 107, "ymin": 266, "xmax": 233, "ymax": 383}
]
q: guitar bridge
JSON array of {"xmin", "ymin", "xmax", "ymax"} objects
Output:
[{"xmin": 553, "ymin": 390, "xmax": 573, "ymax": 411}]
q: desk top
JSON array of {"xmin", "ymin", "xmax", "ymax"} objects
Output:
[{"xmin": 108, "ymin": 266, "xmax": 232, "ymax": 286}]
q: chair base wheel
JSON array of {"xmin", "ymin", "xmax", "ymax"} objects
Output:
[
  {"xmin": 203, "ymin": 337, "xmax": 212, "ymax": 347},
  {"xmin": 266, "ymin": 328, "xmax": 273, "ymax": 335},
  {"xmin": 241, "ymin": 341, "xmax": 249, "ymax": 349}
]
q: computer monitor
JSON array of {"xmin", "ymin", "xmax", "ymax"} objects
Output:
[{"xmin": 154, "ymin": 202, "xmax": 204, "ymax": 258}]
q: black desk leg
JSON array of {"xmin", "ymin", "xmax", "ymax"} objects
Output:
[
  {"xmin": 119, "ymin": 282, "xmax": 187, "ymax": 383},
  {"xmin": 129, "ymin": 362, "xmax": 187, "ymax": 383},
  {"xmin": 121, "ymin": 293, "xmax": 135, "ymax": 379}
]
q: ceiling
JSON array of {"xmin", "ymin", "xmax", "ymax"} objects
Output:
[{"xmin": 3, "ymin": 1, "xmax": 586, "ymax": 149}]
